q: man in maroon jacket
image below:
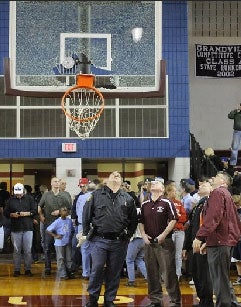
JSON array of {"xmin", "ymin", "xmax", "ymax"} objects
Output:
[{"xmin": 193, "ymin": 171, "xmax": 241, "ymax": 307}]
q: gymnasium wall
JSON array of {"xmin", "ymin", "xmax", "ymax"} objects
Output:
[{"xmin": 0, "ymin": 1, "xmax": 190, "ymax": 160}]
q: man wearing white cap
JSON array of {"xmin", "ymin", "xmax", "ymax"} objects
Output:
[{"xmin": 3, "ymin": 183, "xmax": 37, "ymax": 277}]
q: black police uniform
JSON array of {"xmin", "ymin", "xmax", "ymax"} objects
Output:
[{"xmin": 82, "ymin": 186, "xmax": 138, "ymax": 306}]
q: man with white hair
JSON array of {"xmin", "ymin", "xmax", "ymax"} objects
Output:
[
  {"xmin": 4, "ymin": 183, "xmax": 37, "ymax": 277},
  {"xmin": 59, "ymin": 178, "xmax": 72, "ymax": 205},
  {"xmin": 39, "ymin": 177, "xmax": 72, "ymax": 275},
  {"xmin": 140, "ymin": 180, "xmax": 181, "ymax": 307}
]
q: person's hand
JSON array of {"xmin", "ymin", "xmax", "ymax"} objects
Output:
[
  {"xmin": 55, "ymin": 234, "xmax": 63, "ymax": 239},
  {"xmin": 192, "ymin": 238, "xmax": 202, "ymax": 253},
  {"xmin": 183, "ymin": 221, "xmax": 190, "ymax": 230},
  {"xmin": 142, "ymin": 233, "xmax": 152, "ymax": 245},
  {"xmin": 200, "ymin": 242, "xmax": 207, "ymax": 254},
  {"xmin": 10, "ymin": 212, "xmax": 20, "ymax": 218},
  {"xmin": 33, "ymin": 219, "xmax": 38, "ymax": 225},
  {"xmin": 156, "ymin": 233, "xmax": 166, "ymax": 243},
  {"xmin": 51, "ymin": 210, "xmax": 60, "ymax": 216},
  {"xmin": 76, "ymin": 232, "xmax": 86, "ymax": 247},
  {"xmin": 182, "ymin": 249, "xmax": 187, "ymax": 260},
  {"xmin": 39, "ymin": 215, "xmax": 45, "ymax": 223},
  {"xmin": 19, "ymin": 211, "xmax": 30, "ymax": 217}
]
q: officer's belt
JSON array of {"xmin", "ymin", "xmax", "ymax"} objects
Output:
[{"xmin": 96, "ymin": 232, "xmax": 122, "ymax": 240}]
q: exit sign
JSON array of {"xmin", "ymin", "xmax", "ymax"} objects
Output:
[{"xmin": 62, "ymin": 143, "xmax": 77, "ymax": 152}]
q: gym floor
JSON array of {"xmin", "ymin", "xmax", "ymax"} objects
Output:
[{"xmin": 0, "ymin": 256, "xmax": 240, "ymax": 307}]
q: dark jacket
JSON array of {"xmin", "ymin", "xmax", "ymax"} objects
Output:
[
  {"xmin": 228, "ymin": 109, "xmax": 241, "ymax": 131},
  {"xmin": 3, "ymin": 194, "xmax": 37, "ymax": 232},
  {"xmin": 196, "ymin": 186, "xmax": 241, "ymax": 247},
  {"xmin": 82, "ymin": 186, "xmax": 138, "ymax": 238},
  {"xmin": 183, "ymin": 196, "xmax": 208, "ymax": 251}
]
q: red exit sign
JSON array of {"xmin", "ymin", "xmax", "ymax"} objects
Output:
[{"xmin": 62, "ymin": 143, "xmax": 77, "ymax": 152}]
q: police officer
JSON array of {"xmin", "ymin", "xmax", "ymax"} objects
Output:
[{"xmin": 82, "ymin": 171, "xmax": 138, "ymax": 307}]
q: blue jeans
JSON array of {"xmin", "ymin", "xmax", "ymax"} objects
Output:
[
  {"xmin": 55, "ymin": 244, "xmax": 72, "ymax": 278},
  {"xmin": 172, "ymin": 230, "xmax": 185, "ymax": 277},
  {"xmin": 11, "ymin": 231, "xmax": 33, "ymax": 271},
  {"xmin": 230, "ymin": 130, "xmax": 241, "ymax": 165},
  {"xmin": 81, "ymin": 240, "xmax": 92, "ymax": 277},
  {"xmin": 126, "ymin": 237, "xmax": 147, "ymax": 282},
  {"xmin": 77, "ymin": 224, "xmax": 92, "ymax": 276},
  {"xmin": 71, "ymin": 225, "xmax": 82, "ymax": 271}
]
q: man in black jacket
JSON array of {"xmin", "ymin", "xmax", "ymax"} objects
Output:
[
  {"xmin": 82, "ymin": 171, "xmax": 138, "ymax": 307},
  {"xmin": 182, "ymin": 180, "xmax": 214, "ymax": 307},
  {"xmin": 4, "ymin": 183, "xmax": 37, "ymax": 277}
]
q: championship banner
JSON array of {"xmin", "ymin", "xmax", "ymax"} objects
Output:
[{"xmin": 195, "ymin": 44, "xmax": 241, "ymax": 78}]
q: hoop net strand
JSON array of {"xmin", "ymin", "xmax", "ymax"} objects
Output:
[{"xmin": 61, "ymin": 85, "xmax": 104, "ymax": 139}]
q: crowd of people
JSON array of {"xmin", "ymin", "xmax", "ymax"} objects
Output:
[{"xmin": 0, "ymin": 169, "xmax": 241, "ymax": 307}]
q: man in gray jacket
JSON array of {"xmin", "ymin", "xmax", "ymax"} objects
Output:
[{"xmin": 228, "ymin": 104, "xmax": 241, "ymax": 166}]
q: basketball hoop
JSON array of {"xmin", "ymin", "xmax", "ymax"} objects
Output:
[{"xmin": 61, "ymin": 74, "xmax": 104, "ymax": 139}]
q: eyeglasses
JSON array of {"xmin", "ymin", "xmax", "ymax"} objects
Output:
[
  {"xmin": 61, "ymin": 209, "xmax": 68, "ymax": 211},
  {"xmin": 79, "ymin": 185, "xmax": 86, "ymax": 188}
]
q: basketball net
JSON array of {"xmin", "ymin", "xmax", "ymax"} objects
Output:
[{"xmin": 61, "ymin": 74, "xmax": 104, "ymax": 139}]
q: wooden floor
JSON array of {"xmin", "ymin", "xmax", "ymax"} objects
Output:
[{"xmin": 0, "ymin": 256, "xmax": 241, "ymax": 306}]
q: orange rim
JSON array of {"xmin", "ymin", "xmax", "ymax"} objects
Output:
[{"xmin": 61, "ymin": 85, "xmax": 105, "ymax": 122}]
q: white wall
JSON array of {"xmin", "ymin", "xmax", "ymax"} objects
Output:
[
  {"xmin": 56, "ymin": 158, "xmax": 82, "ymax": 200},
  {"xmin": 168, "ymin": 158, "xmax": 190, "ymax": 184},
  {"xmin": 189, "ymin": 37, "xmax": 241, "ymax": 150}
]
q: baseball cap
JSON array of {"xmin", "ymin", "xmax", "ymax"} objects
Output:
[
  {"xmin": 145, "ymin": 178, "xmax": 155, "ymax": 183},
  {"xmin": 123, "ymin": 180, "xmax": 131, "ymax": 185},
  {"xmin": 14, "ymin": 183, "xmax": 24, "ymax": 195},
  {"xmin": 154, "ymin": 177, "xmax": 164, "ymax": 184},
  {"xmin": 187, "ymin": 178, "xmax": 195, "ymax": 186},
  {"xmin": 78, "ymin": 178, "xmax": 89, "ymax": 186}
]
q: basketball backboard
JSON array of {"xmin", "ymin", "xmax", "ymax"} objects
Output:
[{"xmin": 5, "ymin": 1, "xmax": 165, "ymax": 98}]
